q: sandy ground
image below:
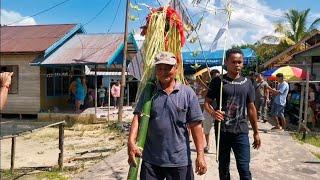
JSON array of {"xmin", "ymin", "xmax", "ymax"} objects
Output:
[
  {"xmin": 1, "ymin": 124, "xmax": 124, "ymax": 169},
  {"xmin": 76, "ymin": 121, "xmax": 320, "ymax": 180},
  {"xmin": 0, "ymin": 107, "xmax": 134, "ymax": 171},
  {"xmin": 0, "ymin": 114, "xmax": 133, "ymax": 180}
]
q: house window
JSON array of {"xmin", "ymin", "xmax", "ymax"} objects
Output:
[
  {"xmin": 0, "ymin": 65, "xmax": 19, "ymax": 94},
  {"xmin": 46, "ymin": 67, "xmax": 71, "ymax": 97}
]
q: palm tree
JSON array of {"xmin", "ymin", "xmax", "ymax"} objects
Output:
[{"xmin": 263, "ymin": 9, "xmax": 320, "ymax": 45}]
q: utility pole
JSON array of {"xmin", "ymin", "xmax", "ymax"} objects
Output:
[{"xmin": 118, "ymin": 0, "xmax": 130, "ymax": 122}]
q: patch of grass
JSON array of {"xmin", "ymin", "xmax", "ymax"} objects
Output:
[
  {"xmin": 35, "ymin": 170, "xmax": 68, "ymax": 180},
  {"xmin": 292, "ymin": 133, "xmax": 320, "ymax": 147},
  {"xmin": 0, "ymin": 169, "xmax": 16, "ymax": 179},
  {"xmin": 311, "ymin": 152, "xmax": 320, "ymax": 159},
  {"xmin": 1, "ymin": 169, "xmax": 68, "ymax": 180}
]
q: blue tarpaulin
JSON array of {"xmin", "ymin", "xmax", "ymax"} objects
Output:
[
  {"xmin": 262, "ymin": 68, "xmax": 278, "ymax": 77},
  {"xmin": 182, "ymin": 48, "xmax": 257, "ymax": 74}
]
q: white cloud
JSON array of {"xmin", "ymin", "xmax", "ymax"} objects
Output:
[
  {"xmin": 309, "ymin": 12, "xmax": 320, "ymax": 29},
  {"xmin": 309, "ymin": 12, "xmax": 320, "ymax": 20},
  {"xmin": 158, "ymin": 0, "xmax": 171, "ymax": 5},
  {"xmin": 181, "ymin": 0, "xmax": 286, "ymax": 50},
  {"xmin": 1, "ymin": 9, "xmax": 36, "ymax": 26}
]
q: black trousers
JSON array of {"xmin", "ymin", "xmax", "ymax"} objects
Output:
[{"xmin": 140, "ymin": 161, "xmax": 194, "ymax": 180}]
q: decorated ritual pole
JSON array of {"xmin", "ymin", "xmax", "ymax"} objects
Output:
[
  {"xmin": 216, "ymin": 0, "xmax": 232, "ymax": 163},
  {"xmin": 127, "ymin": 5, "xmax": 186, "ymax": 179}
]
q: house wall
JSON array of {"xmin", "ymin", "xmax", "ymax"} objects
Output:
[
  {"xmin": 0, "ymin": 54, "xmax": 41, "ymax": 114},
  {"xmin": 40, "ymin": 67, "xmax": 70, "ymax": 111},
  {"xmin": 293, "ymin": 56, "xmax": 320, "ymax": 81}
]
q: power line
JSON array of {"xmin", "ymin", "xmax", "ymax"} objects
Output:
[
  {"xmin": 74, "ymin": 35, "xmax": 121, "ymax": 61},
  {"xmin": 236, "ymin": 17, "xmax": 270, "ymax": 28},
  {"xmin": 107, "ymin": 0, "xmax": 122, "ymax": 32},
  {"xmin": 184, "ymin": 43, "xmax": 193, "ymax": 52},
  {"xmin": 133, "ymin": 0, "xmax": 144, "ymax": 27},
  {"xmin": 234, "ymin": 1, "xmax": 316, "ymax": 24},
  {"xmin": 83, "ymin": 0, "xmax": 113, "ymax": 26},
  {"xmin": 233, "ymin": 1, "xmax": 286, "ymax": 18},
  {"xmin": 7, "ymin": 0, "xmax": 73, "ymax": 25},
  {"xmin": 180, "ymin": 1, "xmax": 209, "ymax": 58},
  {"xmin": 78, "ymin": 0, "xmax": 113, "ymax": 60},
  {"xmin": 156, "ymin": 0, "xmax": 162, "ymax": 6}
]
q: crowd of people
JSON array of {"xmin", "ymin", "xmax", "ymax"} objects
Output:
[
  {"xmin": 127, "ymin": 49, "xmax": 320, "ymax": 180},
  {"xmin": 197, "ymin": 68, "xmax": 320, "ymax": 132},
  {"xmin": 128, "ymin": 49, "xmax": 261, "ymax": 180},
  {"xmin": 1, "ymin": 48, "xmax": 319, "ymax": 180}
]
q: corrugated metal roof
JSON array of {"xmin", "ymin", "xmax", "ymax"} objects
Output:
[
  {"xmin": 39, "ymin": 34, "xmax": 124, "ymax": 65},
  {"xmin": 0, "ymin": 24, "xmax": 76, "ymax": 53},
  {"xmin": 85, "ymin": 65, "xmax": 127, "ymax": 76}
]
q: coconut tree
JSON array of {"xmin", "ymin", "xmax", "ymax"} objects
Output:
[{"xmin": 262, "ymin": 9, "xmax": 320, "ymax": 46}]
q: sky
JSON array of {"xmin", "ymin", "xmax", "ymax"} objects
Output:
[{"xmin": 1, "ymin": 0, "xmax": 319, "ymax": 51}]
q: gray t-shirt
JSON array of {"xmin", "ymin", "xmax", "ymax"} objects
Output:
[
  {"xmin": 206, "ymin": 75, "xmax": 255, "ymax": 134},
  {"xmin": 98, "ymin": 88, "xmax": 106, "ymax": 98},
  {"xmin": 255, "ymin": 81, "xmax": 268, "ymax": 99},
  {"xmin": 134, "ymin": 81, "xmax": 204, "ymax": 167}
]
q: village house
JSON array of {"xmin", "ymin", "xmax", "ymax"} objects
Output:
[
  {"xmin": 262, "ymin": 30, "xmax": 320, "ymax": 80},
  {"xmin": 0, "ymin": 24, "xmax": 84, "ymax": 115},
  {"xmin": 0, "ymin": 24, "xmax": 138, "ymax": 117}
]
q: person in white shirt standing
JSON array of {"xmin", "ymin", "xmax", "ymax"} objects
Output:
[{"xmin": 269, "ymin": 73, "xmax": 289, "ymax": 130}]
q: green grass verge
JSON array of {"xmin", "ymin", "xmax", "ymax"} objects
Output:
[
  {"xmin": 35, "ymin": 170, "xmax": 68, "ymax": 180},
  {"xmin": 0, "ymin": 169, "xmax": 68, "ymax": 180},
  {"xmin": 311, "ymin": 152, "xmax": 320, "ymax": 160},
  {"xmin": 292, "ymin": 133, "xmax": 320, "ymax": 148}
]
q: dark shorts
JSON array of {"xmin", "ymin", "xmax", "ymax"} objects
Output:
[
  {"xmin": 140, "ymin": 161, "xmax": 194, "ymax": 180},
  {"xmin": 99, "ymin": 97, "xmax": 105, "ymax": 103},
  {"xmin": 271, "ymin": 103, "xmax": 285, "ymax": 118}
]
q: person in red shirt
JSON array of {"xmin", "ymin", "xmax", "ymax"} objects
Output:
[{"xmin": 111, "ymin": 81, "xmax": 121, "ymax": 108}]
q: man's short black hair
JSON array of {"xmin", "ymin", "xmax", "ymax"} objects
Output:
[
  {"xmin": 276, "ymin": 73, "xmax": 284, "ymax": 77},
  {"xmin": 226, "ymin": 48, "xmax": 244, "ymax": 60}
]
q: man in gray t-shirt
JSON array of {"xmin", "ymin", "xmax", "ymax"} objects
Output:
[
  {"xmin": 127, "ymin": 51, "xmax": 207, "ymax": 180},
  {"xmin": 254, "ymin": 73, "xmax": 269, "ymax": 122}
]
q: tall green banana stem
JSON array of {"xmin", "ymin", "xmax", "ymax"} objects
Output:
[{"xmin": 127, "ymin": 80, "xmax": 154, "ymax": 180}]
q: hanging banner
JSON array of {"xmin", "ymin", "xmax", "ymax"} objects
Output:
[{"xmin": 209, "ymin": 22, "xmax": 228, "ymax": 51}]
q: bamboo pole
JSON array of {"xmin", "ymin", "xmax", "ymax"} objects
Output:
[
  {"xmin": 127, "ymin": 81, "xmax": 154, "ymax": 180},
  {"xmin": 216, "ymin": 0, "xmax": 232, "ymax": 163}
]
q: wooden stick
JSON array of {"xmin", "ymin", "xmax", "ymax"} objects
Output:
[
  {"xmin": 10, "ymin": 137, "xmax": 16, "ymax": 174},
  {"xmin": 58, "ymin": 123, "xmax": 64, "ymax": 171},
  {"xmin": 216, "ymin": 0, "xmax": 232, "ymax": 163},
  {"xmin": 1, "ymin": 121, "xmax": 65, "ymax": 140}
]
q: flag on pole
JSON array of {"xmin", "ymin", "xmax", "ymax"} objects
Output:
[{"xmin": 209, "ymin": 22, "xmax": 228, "ymax": 51}]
